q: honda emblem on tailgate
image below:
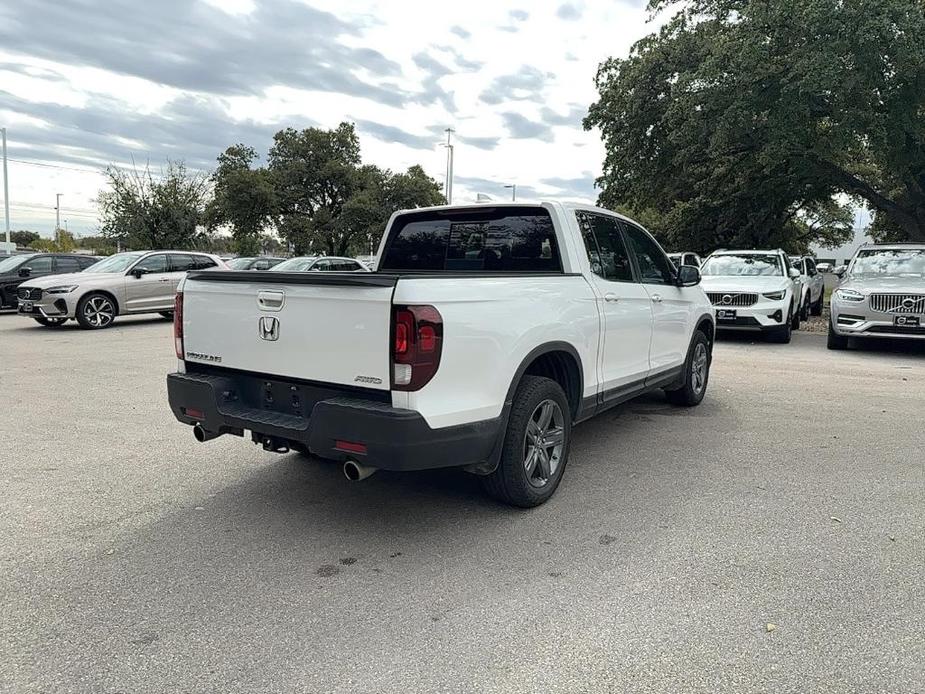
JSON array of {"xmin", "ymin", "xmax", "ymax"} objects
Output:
[{"xmin": 258, "ymin": 316, "xmax": 280, "ymax": 341}]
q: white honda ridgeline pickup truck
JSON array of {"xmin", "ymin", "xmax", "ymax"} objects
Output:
[{"xmin": 167, "ymin": 203, "xmax": 715, "ymax": 507}]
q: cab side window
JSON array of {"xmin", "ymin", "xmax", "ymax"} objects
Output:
[
  {"xmin": 806, "ymin": 258, "xmax": 817, "ymax": 276},
  {"xmin": 25, "ymin": 256, "xmax": 54, "ymax": 274},
  {"xmin": 575, "ymin": 211, "xmax": 634, "ymax": 283},
  {"xmin": 133, "ymin": 254, "xmax": 169, "ymax": 274},
  {"xmin": 621, "ymin": 223, "xmax": 675, "ymax": 285}
]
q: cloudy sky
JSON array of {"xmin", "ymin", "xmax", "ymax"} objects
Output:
[{"xmin": 0, "ymin": 0, "xmax": 655, "ymax": 237}]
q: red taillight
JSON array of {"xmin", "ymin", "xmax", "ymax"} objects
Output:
[
  {"xmin": 394, "ymin": 310, "xmax": 412, "ymax": 355},
  {"xmin": 183, "ymin": 407, "xmax": 204, "ymax": 420},
  {"xmin": 174, "ymin": 291, "xmax": 184, "ymax": 359},
  {"xmin": 391, "ymin": 305, "xmax": 443, "ymax": 391}
]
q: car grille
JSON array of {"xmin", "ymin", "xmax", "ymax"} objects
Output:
[
  {"xmin": 707, "ymin": 292, "xmax": 758, "ymax": 307},
  {"xmin": 869, "ymin": 294, "xmax": 925, "ymax": 314},
  {"xmin": 17, "ymin": 287, "xmax": 42, "ymax": 301}
]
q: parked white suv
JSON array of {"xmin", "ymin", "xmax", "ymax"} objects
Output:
[
  {"xmin": 167, "ymin": 202, "xmax": 715, "ymax": 507},
  {"xmin": 789, "ymin": 255, "xmax": 825, "ymax": 319},
  {"xmin": 17, "ymin": 250, "xmax": 224, "ymax": 329},
  {"xmin": 700, "ymin": 249, "xmax": 803, "ymax": 343}
]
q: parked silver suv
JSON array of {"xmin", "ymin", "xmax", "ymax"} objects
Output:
[
  {"xmin": 17, "ymin": 250, "xmax": 225, "ymax": 329},
  {"xmin": 828, "ymin": 243, "xmax": 925, "ymax": 349}
]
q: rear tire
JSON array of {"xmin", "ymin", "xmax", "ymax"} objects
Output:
[
  {"xmin": 481, "ymin": 375, "xmax": 571, "ymax": 508},
  {"xmin": 666, "ymin": 330, "xmax": 711, "ymax": 406},
  {"xmin": 827, "ymin": 318, "xmax": 849, "ymax": 350},
  {"xmin": 811, "ymin": 291, "xmax": 824, "ymax": 316},
  {"xmin": 33, "ymin": 316, "xmax": 67, "ymax": 327},
  {"xmin": 76, "ymin": 293, "xmax": 117, "ymax": 330}
]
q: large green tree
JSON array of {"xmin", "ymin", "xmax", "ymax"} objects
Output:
[
  {"xmin": 267, "ymin": 123, "xmax": 444, "ymax": 255},
  {"xmin": 96, "ymin": 161, "xmax": 211, "ymax": 250},
  {"xmin": 207, "ymin": 144, "xmax": 275, "ymax": 256},
  {"xmin": 585, "ymin": 0, "xmax": 925, "ymax": 251}
]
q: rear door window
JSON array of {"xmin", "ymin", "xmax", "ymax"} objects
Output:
[
  {"xmin": 380, "ymin": 206, "xmax": 562, "ymax": 273},
  {"xmin": 170, "ymin": 254, "xmax": 197, "ymax": 272},
  {"xmin": 55, "ymin": 257, "xmax": 82, "ymax": 273},
  {"xmin": 194, "ymin": 255, "xmax": 218, "ymax": 269},
  {"xmin": 575, "ymin": 211, "xmax": 634, "ymax": 282}
]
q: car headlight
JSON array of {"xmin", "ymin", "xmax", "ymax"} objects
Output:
[
  {"xmin": 46, "ymin": 285, "xmax": 78, "ymax": 294},
  {"xmin": 834, "ymin": 289, "xmax": 864, "ymax": 302},
  {"xmin": 762, "ymin": 290, "xmax": 786, "ymax": 300}
]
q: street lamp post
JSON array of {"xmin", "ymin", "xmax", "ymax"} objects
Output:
[
  {"xmin": 1, "ymin": 127, "xmax": 9, "ymax": 254},
  {"xmin": 55, "ymin": 193, "xmax": 62, "ymax": 244},
  {"xmin": 504, "ymin": 184, "xmax": 517, "ymax": 201},
  {"xmin": 443, "ymin": 128, "xmax": 455, "ymax": 204}
]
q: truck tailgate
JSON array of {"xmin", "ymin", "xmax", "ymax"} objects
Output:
[{"xmin": 181, "ymin": 271, "xmax": 397, "ymax": 390}]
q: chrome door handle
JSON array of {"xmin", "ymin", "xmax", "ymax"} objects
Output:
[
  {"xmin": 651, "ymin": 294, "xmax": 662, "ymax": 303},
  {"xmin": 604, "ymin": 293, "xmax": 619, "ymax": 303}
]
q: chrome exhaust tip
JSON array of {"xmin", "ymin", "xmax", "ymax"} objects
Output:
[
  {"xmin": 343, "ymin": 459, "xmax": 377, "ymax": 481},
  {"xmin": 193, "ymin": 424, "xmax": 220, "ymax": 443}
]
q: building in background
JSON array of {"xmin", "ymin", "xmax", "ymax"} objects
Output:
[{"xmin": 810, "ymin": 209, "xmax": 873, "ymax": 266}]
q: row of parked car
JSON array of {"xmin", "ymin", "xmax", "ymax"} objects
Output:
[
  {"xmin": 669, "ymin": 244, "xmax": 925, "ymax": 348},
  {"xmin": 2, "ymin": 251, "xmax": 371, "ymax": 329}
]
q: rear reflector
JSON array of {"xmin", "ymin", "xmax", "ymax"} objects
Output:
[
  {"xmin": 335, "ymin": 440, "xmax": 368, "ymax": 455},
  {"xmin": 184, "ymin": 407, "xmax": 204, "ymax": 419}
]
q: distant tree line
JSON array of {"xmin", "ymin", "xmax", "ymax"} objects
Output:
[{"xmin": 91, "ymin": 122, "xmax": 444, "ymax": 256}]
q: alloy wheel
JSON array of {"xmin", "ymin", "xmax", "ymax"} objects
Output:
[
  {"xmin": 84, "ymin": 296, "xmax": 115, "ymax": 328},
  {"xmin": 523, "ymin": 399, "xmax": 565, "ymax": 488},
  {"xmin": 692, "ymin": 342, "xmax": 708, "ymax": 395}
]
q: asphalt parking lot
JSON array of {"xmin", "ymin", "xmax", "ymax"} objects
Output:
[{"xmin": 2, "ymin": 312, "xmax": 923, "ymax": 693}]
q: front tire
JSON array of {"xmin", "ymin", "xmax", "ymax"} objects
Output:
[
  {"xmin": 827, "ymin": 318, "xmax": 849, "ymax": 350},
  {"xmin": 800, "ymin": 294, "xmax": 810, "ymax": 321},
  {"xmin": 666, "ymin": 330, "xmax": 711, "ymax": 406},
  {"xmin": 767, "ymin": 307, "xmax": 793, "ymax": 343},
  {"xmin": 790, "ymin": 300, "xmax": 801, "ymax": 330},
  {"xmin": 76, "ymin": 293, "xmax": 117, "ymax": 329},
  {"xmin": 481, "ymin": 375, "xmax": 571, "ymax": 508},
  {"xmin": 33, "ymin": 316, "xmax": 68, "ymax": 327}
]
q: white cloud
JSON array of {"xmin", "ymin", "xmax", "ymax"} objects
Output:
[{"xmin": 0, "ymin": 0, "xmax": 657, "ymax": 236}]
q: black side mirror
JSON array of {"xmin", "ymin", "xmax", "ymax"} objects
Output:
[
  {"xmin": 18, "ymin": 267, "xmax": 31, "ymax": 277},
  {"xmin": 677, "ymin": 265, "xmax": 700, "ymax": 287},
  {"xmin": 131, "ymin": 268, "xmax": 147, "ymax": 279}
]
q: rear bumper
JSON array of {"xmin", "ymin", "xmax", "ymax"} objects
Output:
[{"xmin": 167, "ymin": 371, "xmax": 501, "ymax": 471}]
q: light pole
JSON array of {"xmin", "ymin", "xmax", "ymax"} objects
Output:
[
  {"xmin": 55, "ymin": 193, "xmax": 62, "ymax": 243},
  {"xmin": 443, "ymin": 128, "xmax": 455, "ymax": 204},
  {"xmin": 1, "ymin": 127, "xmax": 9, "ymax": 254},
  {"xmin": 504, "ymin": 184, "xmax": 517, "ymax": 201}
]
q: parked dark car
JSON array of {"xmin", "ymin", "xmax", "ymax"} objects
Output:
[
  {"xmin": 225, "ymin": 256, "xmax": 286, "ymax": 271},
  {"xmin": 0, "ymin": 253, "xmax": 98, "ymax": 309}
]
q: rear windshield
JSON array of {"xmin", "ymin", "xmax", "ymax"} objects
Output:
[{"xmin": 379, "ymin": 206, "xmax": 563, "ymax": 273}]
